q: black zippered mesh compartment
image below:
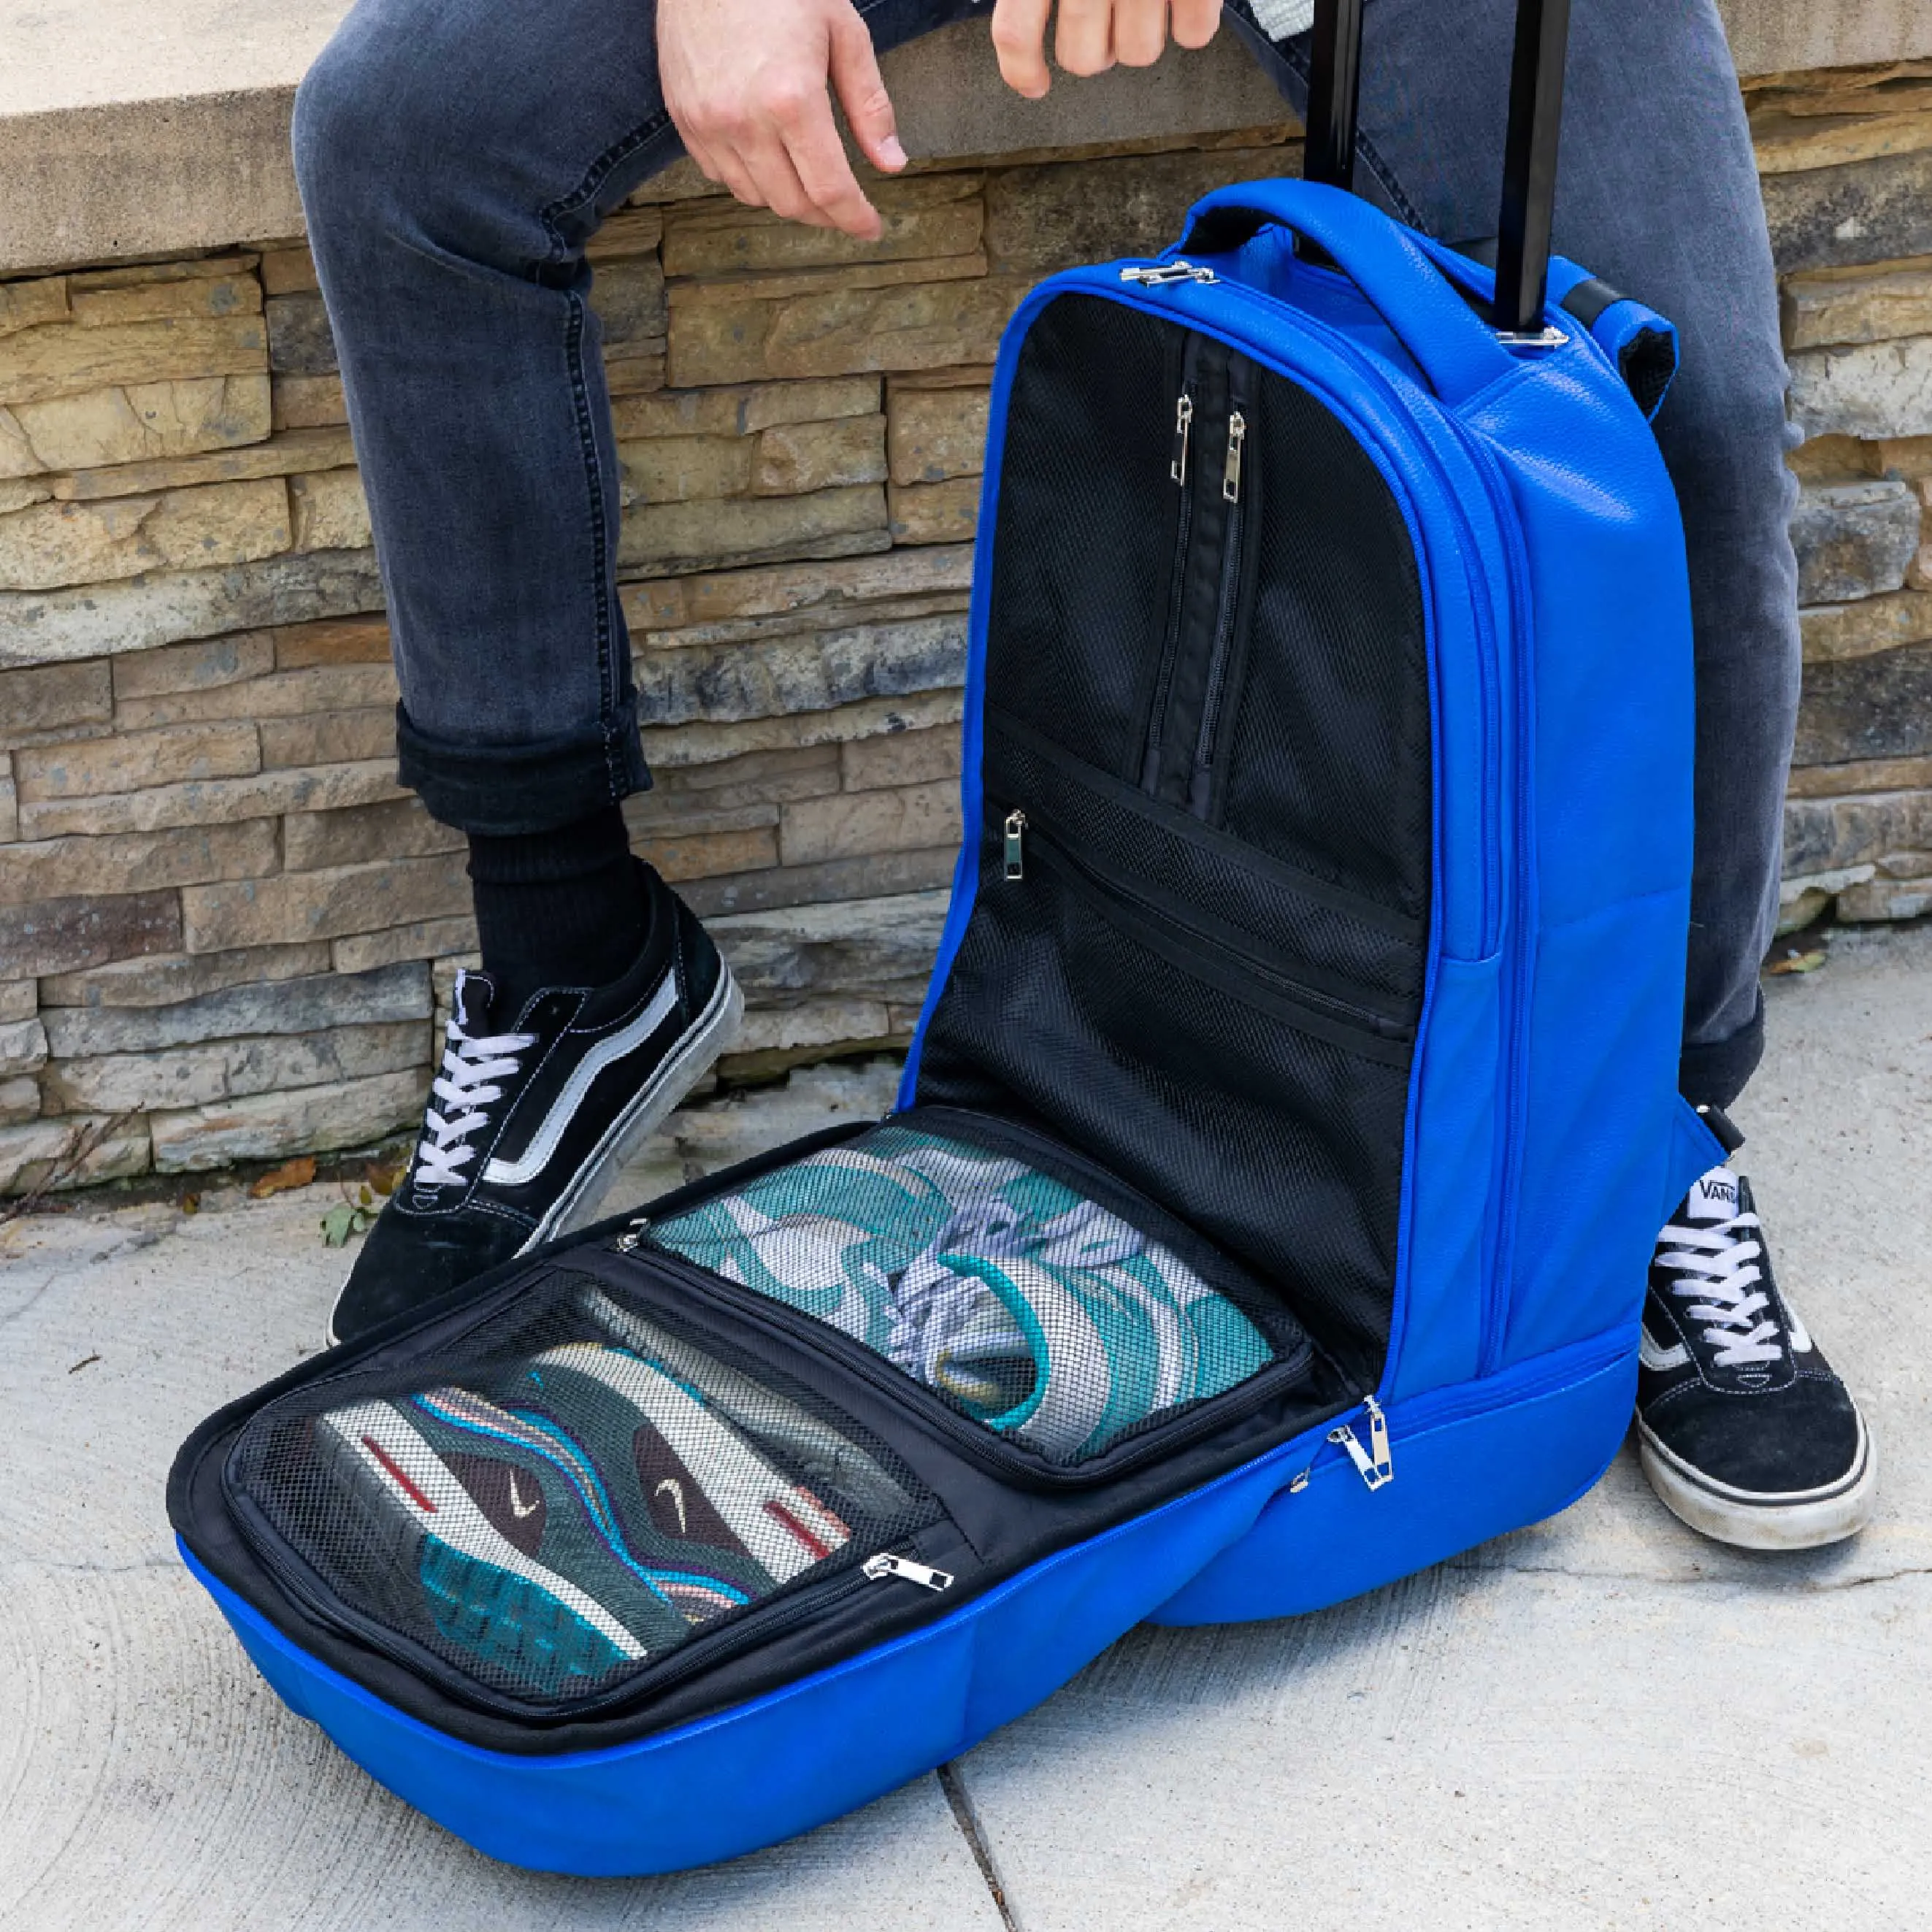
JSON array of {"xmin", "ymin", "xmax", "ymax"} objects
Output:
[
  {"xmin": 223, "ymin": 1283, "xmax": 938, "ymax": 1714},
  {"xmin": 985, "ymin": 295, "xmax": 1187, "ymax": 778},
  {"xmin": 1211, "ymin": 361, "xmax": 1432, "ymax": 919},
  {"xmin": 921, "ymin": 289, "xmax": 1432, "ymax": 1386},
  {"xmin": 644, "ymin": 1114, "xmax": 1300, "ymax": 1468},
  {"xmin": 986, "ymin": 713, "xmax": 1422, "ymax": 1019}
]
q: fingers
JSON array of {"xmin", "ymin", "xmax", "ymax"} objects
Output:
[
  {"xmin": 829, "ymin": 5, "xmax": 908, "ymax": 175},
  {"xmin": 991, "ymin": 0, "xmax": 1055, "ymax": 96},
  {"xmin": 742, "ymin": 130, "xmax": 844, "ymax": 226},
  {"xmin": 1054, "ymin": 0, "xmax": 1116, "ymax": 77},
  {"xmin": 989, "ymin": 0, "xmax": 1223, "ymax": 95},
  {"xmin": 684, "ymin": 131, "xmax": 768, "ymax": 212},
  {"xmin": 1111, "ymin": 0, "xmax": 1170, "ymax": 66},
  {"xmin": 765, "ymin": 67, "xmax": 883, "ymax": 237},
  {"xmin": 658, "ymin": 0, "xmax": 883, "ymax": 238},
  {"xmin": 1169, "ymin": 0, "xmax": 1222, "ymax": 47}
]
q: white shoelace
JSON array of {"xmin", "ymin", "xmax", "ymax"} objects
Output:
[
  {"xmin": 1655, "ymin": 1206, "xmax": 1782, "ymax": 1367},
  {"xmin": 413, "ymin": 1019, "xmax": 538, "ymax": 1190}
]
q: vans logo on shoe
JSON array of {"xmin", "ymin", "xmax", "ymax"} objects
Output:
[{"xmin": 1694, "ymin": 1176, "xmax": 1738, "ymax": 1215}]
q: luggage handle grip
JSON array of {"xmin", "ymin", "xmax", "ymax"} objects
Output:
[
  {"xmin": 1300, "ymin": 0, "xmax": 1570, "ymax": 336},
  {"xmin": 1175, "ymin": 180, "xmax": 1520, "ymax": 405}
]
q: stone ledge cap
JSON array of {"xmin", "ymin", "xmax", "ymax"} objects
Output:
[{"xmin": 2, "ymin": 0, "xmax": 1930, "ymax": 277}]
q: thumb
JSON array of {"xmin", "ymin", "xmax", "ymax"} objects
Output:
[{"xmin": 829, "ymin": 5, "xmax": 907, "ymax": 172}]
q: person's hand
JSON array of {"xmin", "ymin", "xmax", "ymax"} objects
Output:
[
  {"xmin": 990, "ymin": 0, "xmax": 1222, "ymax": 98},
  {"xmin": 658, "ymin": 0, "xmax": 908, "ymax": 239}
]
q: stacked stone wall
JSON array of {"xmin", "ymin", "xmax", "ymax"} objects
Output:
[
  {"xmin": 1, "ymin": 68, "xmax": 1929, "ymax": 1192},
  {"xmin": 1755, "ymin": 61, "xmax": 1932, "ymax": 924}
]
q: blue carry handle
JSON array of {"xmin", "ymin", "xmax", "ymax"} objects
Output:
[
  {"xmin": 1298, "ymin": 0, "xmax": 1571, "ymax": 333},
  {"xmin": 1175, "ymin": 180, "xmax": 1521, "ymax": 405}
]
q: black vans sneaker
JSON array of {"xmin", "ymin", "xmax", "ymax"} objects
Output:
[
  {"xmin": 1636, "ymin": 1165, "xmax": 1875, "ymax": 1549},
  {"xmin": 327, "ymin": 870, "xmax": 740, "ymax": 1346}
]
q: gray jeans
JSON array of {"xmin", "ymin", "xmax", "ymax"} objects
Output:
[{"xmin": 292, "ymin": 0, "xmax": 1798, "ymax": 1109}]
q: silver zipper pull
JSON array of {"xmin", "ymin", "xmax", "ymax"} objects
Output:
[
  {"xmin": 1222, "ymin": 410, "xmax": 1246, "ymax": 505},
  {"xmin": 1327, "ymin": 1394, "xmax": 1394, "ymax": 1491},
  {"xmin": 1119, "ymin": 261, "xmax": 1219, "ymax": 286},
  {"xmin": 613, "ymin": 1215, "xmax": 651, "ymax": 1254},
  {"xmin": 1170, "ymin": 393, "xmax": 1194, "ymax": 487},
  {"xmin": 863, "ymin": 1552, "xmax": 954, "ymax": 1592},
  {"xmin": 1003, "ymin": 808, "xmax": 1027, "ymax": 881}
]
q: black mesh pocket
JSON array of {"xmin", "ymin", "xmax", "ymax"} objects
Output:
[
  {"xmin": 917, "ymin": 840, "xmax": 1411, "ymax": 1389},
  {"xmin": 984, "ymin": 294, "xmax": 1182, "ymax": 778},
  {"xmin": 647, "ymin": 1116, "xmax": 1290, "ymax": 1468},
  {"xmin": 1216, "ymin": 361, "xmax": 1432, "ymax": 922},
  {"xmin": 225, "ymin": 1284, "xmax": 937, "ymax": 1714},
  {"xmin": 986, "ymin": 713, "xmax": 1422, "ymax": 1018}
]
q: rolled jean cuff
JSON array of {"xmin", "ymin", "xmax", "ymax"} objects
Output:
[
  {"xmin": 1678, "ymin": 989, "xmax": 1765, "ymax": 1114},
  {"xmin": 395, "ymin": 700, "xmax": 651, "ymax": 835}
]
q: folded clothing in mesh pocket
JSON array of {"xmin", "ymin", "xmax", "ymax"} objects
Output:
[{"xmin": 644, "ymin": 1120, "xmax": 1276, "ymax": 1464}]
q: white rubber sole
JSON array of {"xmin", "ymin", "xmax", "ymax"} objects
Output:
[
  {"xmin": 323, "ymin": 965, "xmax": 743, "ymax": 1349},
  {"xmin": 1637, "ymin": 1409, "xmax": 1877, "ymax": 1551}
]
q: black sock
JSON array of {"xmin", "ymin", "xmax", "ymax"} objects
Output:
[{"xmin": 466, "ymin": 805, "xmax": 651, "ymax": 1012}]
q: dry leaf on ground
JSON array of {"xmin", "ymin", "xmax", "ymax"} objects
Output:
[{"xmin": 250, "ymin": 1156, "xmax": 318, "ymax": 1199}]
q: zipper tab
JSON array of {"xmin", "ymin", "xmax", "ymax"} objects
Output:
[
  {"xmin": 1119, "ymin": 261, "xmax": 1219, "ymax": 287},
  {"xmin": 1222, "ymin": 410, "xmax": 1246, "ymax": 504},
  {"xmin": 1003, "ymin": 808, "xmax": 1027, "ymax": 881},
  {"xmin": 1170, "ymin": 393, "xmax": 1194, "ymax": 488},
  {"xmin": 1327, "ymin": 1395, "xmax": 1394, "ymax": 1491},
  {"xmin": 863, "ymin": 1552, "xmax": 954, "ymax": 1592},
  {"xmin": 613, "ymin": 1215, "xmax": 651, "ymax": 1254}
]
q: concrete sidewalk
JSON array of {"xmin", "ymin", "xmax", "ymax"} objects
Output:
[{"xmin": 2, "ymin": 925, "xmax": 1925, "ymax": 1931}]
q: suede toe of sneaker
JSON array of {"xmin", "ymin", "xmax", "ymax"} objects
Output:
[
  {"xmin": 1647, "ymin": 1374, "xmax": 1866, "ymax": 1497},
  {"xmin": 330, "ymin": 1203, "xmax": 533, "ymax": 1347}
]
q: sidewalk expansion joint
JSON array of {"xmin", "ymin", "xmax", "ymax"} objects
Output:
[{"xmin": 938, "ymin": 1759, "xmax": 1020, "ymax": 1931}]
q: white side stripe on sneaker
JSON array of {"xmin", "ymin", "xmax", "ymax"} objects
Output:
[
  {"xmin": 483, "ymin": 973, "xmax": 678, "ymax": 1188},
  {"xmin": 1639, "ymin": 1328, "xmax": 1691, "ymax": 1372}
]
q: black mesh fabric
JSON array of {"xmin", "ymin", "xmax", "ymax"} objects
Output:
[
  {"xmin": 1216, "ymin": 363, "xmax": 1432, "ymax": 922},
  {"xmin": 1619, "ymin": 328, "xmax": 1678, "ymax": 421},
  {"xmin": 984, "ymin": 295, "xmax": 1183, "ymax": 778},
  {"xmin": 225, "ymin": 1282, "xmax": 935, "ymax": 1712},
  {"xmin": 647, "ymin": 1118, "xmax": 1289, "ymax": 1468}
]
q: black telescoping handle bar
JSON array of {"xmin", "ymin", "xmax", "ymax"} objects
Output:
[
  {"xmin": 1492, "ymin": 0, "xmax": 1571, "ymax": 333},
  {"xmin": 1301, "ymin": 0, "xmax": 1572, "ymax": 334},
  {"xmin": 1302, "ymin": 0, "xmax": 1365, "ymax": 196}
]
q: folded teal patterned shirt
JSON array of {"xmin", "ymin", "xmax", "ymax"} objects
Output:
[{"xmin": 648, "ymin": 1124, "xmax": 1273, "ymax": 1464}]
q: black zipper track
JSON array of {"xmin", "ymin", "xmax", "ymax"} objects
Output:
[
  {"xmin": 1190, "ymin": 353, "xmax": 1256, "ymax": 816},
  {"xmin": 985, "ymin": 742, "xmax": 1416, "ymax": 1026},
  {"xmin": 1006, "ymin": 805, "xmax": 1413, "ymax": 1057},
  {"xmin": 989, "ymin": 702, "xmax": 1423, "ymax": 943},
  {"xmin": 1141, "ymin": 333, "xmax": 1203, "ymax": 791},
  {"xmin": 1144, "ymin": 336, "xmax": 1254, "ymax": 810}
]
